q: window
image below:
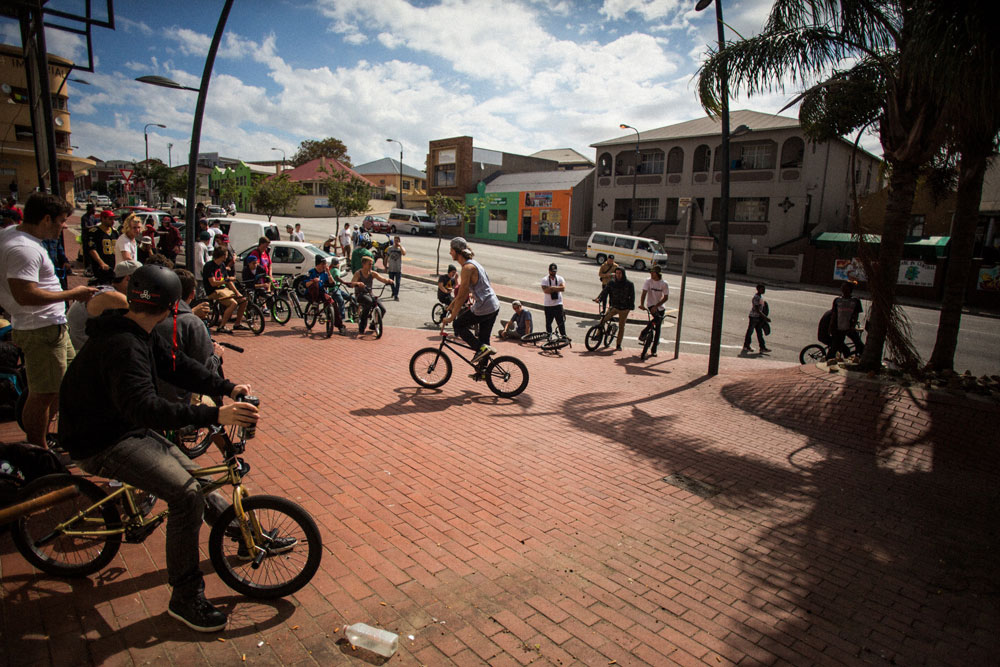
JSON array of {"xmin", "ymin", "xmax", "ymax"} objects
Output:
[
  {"xmin": 637, "ymin": 240, "xmax": 653, "ymax": 253},
  {"xmin": 615, "ymin": 153, "xmax": 634, "ymax": 176},
  {"xmin": 665, "ymin": 198, "xmax": 679, "ymax": 221},
  {"xmin": 598, "ymin": 152, "xmax": 612, "ymax": 176},
  {"xmin": 738, "ymin": 143, "xmax": 774, "ymax": 170},
  {"xmin": 402, "ymin": 179, "xmax": 411, "ymax": 190},
  {"xmin": 591, "ymin": 233, "xmax": 615, "ymax": 245},
  {"xmin": 637, "ymin": 198, "xmax": 659, "ymax": 220},
  {"xmin": 379, "ymin": 179, "xmax": 385, "ymax": 185},
  {"xmin": 434, "ymin": 164, "xmax": 455, "ymax": 187},
  {"xmin": 909, "ymin": 215, "xmax": 925, "ymax": 237},
  {"xmin": 693, "ymin": 145, "xmax": 711, "ymax": 172},
  {"xmin": 316, "ymin": 183, "xmax": 327, "ymax": 196},
  {"xmin": 780, "ymin": 137, "xmax": 805, "ymax": 168},
  {"xmin": 638, "ymin": 149, "xmax": 664, "ymax": 175},
  {"xmin": 709, "ymin": 197, "xmax": 769, "ymax": 221},
  {"xmin": 489, "ymin": 209, "xmax": 508, "ymax": 234},
  {"xmin": 667, "ymin": 147, "xmax": 684, "ymax": 174},
  {"xmin": 614, "ymin": 237, "xmax": 635, "ymax": 249}
]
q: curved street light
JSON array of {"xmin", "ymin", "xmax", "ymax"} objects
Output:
[
  {"xmin": 386, "ymin": 138, "xmax": 403, "ymax": 207},
  {"xmin": 144, "ymin": 123, "xmax": 166, "ymax": 205},
  {"xmin": 271, "ymin": 147, "xmax": 286, "ymax": 170},
  {"xmin": 619, "ymin": 123, "xmax": 640, "ymax": 232}
]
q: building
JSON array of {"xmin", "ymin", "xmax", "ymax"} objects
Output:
[
  {"xmin": 589, "ymin": 110, "xmax": 882, "ymax": 271},
  {"xmin": 464, "ymin": 170, "xmax": 594, "ymax": 247},
  {"xmin": 426, "ymin": 136, "xmax": 558, "ymax": 201},
  {"xmin": 354, "ymin": 157, "xmax": 426, "ymax": 203},
  {"xmin": 276, "ymin": 156, "xmax": 376, "ymax": 218},
  {"xmin": 209, "ymin": 160, "xmax": 278, "ymax": 212},
  {"xmin": 0, "ymin": 43, "xmax": 94, "ymax": 202},
  {"xmin": 530, "ymin": 148, "xmax": 594, "ymax": 171}
]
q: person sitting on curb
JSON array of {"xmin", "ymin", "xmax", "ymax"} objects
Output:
[
  {"xmin": 594, "ymin": 266, "xmax": 635, "ymax": 352},
  {"xmin": 498, "ymin": 300, "xmax": 532, "ymax": 340}
]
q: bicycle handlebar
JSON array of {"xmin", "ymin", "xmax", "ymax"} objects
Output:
[{"xmin": 217, "ymin": 341, "xmax": 244, "ymax": 353}]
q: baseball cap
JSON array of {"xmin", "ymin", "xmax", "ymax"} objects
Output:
[
  {"xmin": 139, "ymin": 235, "xmax": 153, "ymax": 245},
  {"xmin": 512, "ymin": 300, "xmax": 522, "ymax": 308},
  {"xmin": 218, "ymin": 234, "xmax": 229, "ymax": 242},
  {"xmin": 113, "ymin": 259, "xmax": 142, "ymax": 279},
  {"xmin": 549, "ymin": 263, "xmax": 558, "ymax": 271},
  {"xmin": 198, "ymin": 231, "xmax": 211, "ymax": 241},
  {"xmin": 329, "ymin": 233, "xmax": 337, "ymax": 240},
  {"xmin": 450, "ymin": 237, "xmax": 468, "ymax": 251},
  {"xmin": 100, "ymin": 209, "xmax": 114, "ymax": 218}
]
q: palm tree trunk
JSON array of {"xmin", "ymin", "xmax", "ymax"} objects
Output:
[
  {"xmin": 928, "ymin": 148, "xmax": 989, "ymax": 371},
  {"xmin": 858, "ymin": 159, "xmax": 920, "ymax": 371}
]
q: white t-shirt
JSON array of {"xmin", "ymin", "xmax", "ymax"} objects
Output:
[
  {"xmin": 115, "ymin": 234, "xmax": 138, "ymax": 262},
  {"xmin": 193, "ymin": 241, "xmax": 211, "ymax": 279},
  {"xmin": 541, "ymin": 274, "xmax": 565, "ymax": 307},
  {"xmin": 0, "ymin": 228, "xmax": 68, "ymax": 329},
  {"xmin": 292, "ymin": 231, "xmax": 305, "ymax": 242},
  {"xmin": 338, "ymin": 229, "xmax": 351, "ymax": 246},
  {"xmin": 643, "ymin": 278, "xmax": 669, "ymax": 312}
]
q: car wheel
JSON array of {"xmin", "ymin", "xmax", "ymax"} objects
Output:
[
  {"xmin": 389, "ymin": 225, "xmax": 396, "ymax": 234},
  {"xmin": 409, "ymin": 226, "xmax": 417, "ymax": 235}
]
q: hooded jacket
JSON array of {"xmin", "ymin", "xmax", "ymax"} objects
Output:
[
  {"xmin": 154, "ymin": 299, "xmax": 220, "ymax": 403},
  {"xmin": 599, "ymin": 268, "xmax": 635, "ymax": 311},
  {"xmin": 59, "ymin": 309, "xmax": 235, "ymax": 460}
]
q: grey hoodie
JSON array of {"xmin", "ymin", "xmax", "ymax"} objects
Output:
[{"xmin": 154, "ymin": 299, "xmax": 220, "ymax": 402}]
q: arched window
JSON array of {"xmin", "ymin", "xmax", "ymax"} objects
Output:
[
  {"xmin": 693, "ymin": 144, "xmax": 711, "ymax": 172},
  {"xmin": 667, "ymin": 147, "xmax": 684, "ymax": 174},
  {"xmin": 615, "ymin": 152, "xmax": 634, "ymax": 176},
  {"xmin": 780, "ymin": 137, "xmax": 805, "ymax": 168},
  {"xmin": 598, "ymin": 152, "xmax": 612, "ymax": 177},
  {"xmin": 638, "ymin": 149, "xmax": 664, "ymax": 174}
]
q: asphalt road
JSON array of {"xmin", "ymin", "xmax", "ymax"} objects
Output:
[{"xmin": 244, "ymin": 211, "xmax": 1000, "ymax": 375}]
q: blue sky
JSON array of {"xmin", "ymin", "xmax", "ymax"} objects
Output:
[{"xmin": 0, "ymin": 0, "xmax": 844, "ymax": 172}]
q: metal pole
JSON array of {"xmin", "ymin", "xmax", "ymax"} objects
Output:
[
  {"xmin": 706, "ymin": 0, "xmax": 730, "ymax": 376},
  {"xmin": 398, "ymin": 148, "xmax": 403, "ymax": 208},
  {"xmin": 168, "ymin": 143, "xmax": 173, "ymax": 168},
  {"xmin": 144, "ymin": 130, "xmax": 149, "ymax": 204},
  {"xmin": 185, "ymin": 0, "xmax": 235, "ymax": 272},
  {"xmin": 674, "ymin": 202, "xmax": 694, "ymax": 359}
]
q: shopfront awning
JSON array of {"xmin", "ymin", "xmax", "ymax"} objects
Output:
[{"xmin": 813, "ymin": 232, "xmax": 951, "ymax": 257}]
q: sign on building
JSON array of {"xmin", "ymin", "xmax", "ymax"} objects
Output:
[{"xmin": 897, "ymin": 260, "xmax": 936, "ymax": 287}]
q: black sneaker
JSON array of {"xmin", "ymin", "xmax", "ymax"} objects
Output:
[
  {"xmin": 168, "ymin": 594, "xmax": 227, "ymax": 632},
  {"xmin": 236, "ymin": 528, "xmax": 298, "ymax": 561}
]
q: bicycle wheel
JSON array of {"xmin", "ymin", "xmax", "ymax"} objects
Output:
[
  {"xmin": 603, "ymin": 323, "xmax": 618, "ymax": 348},
  {"xmin": 324, "ymin": 304, "xmax": 334, "ymax": 338},
  {"xmin": 208, "ymin": 494, "xmax": 322, "ymax": 599},
  {"xmin": 292, "ymin": 275, "xmax": 309, "ymax": 300},
  {"xmin": 244, "ymin": 303, "xmax": 265, "ymax": 336},
  {"xmin": 584, "ymin": 325, "xmax": 603, "ymax": 351},
  {"xmin": 641, "ymin": 326, "xmax": 654, "ymax": 361},
  {"xmin": 370, "ymin": 308, "xmax": 383, "ymax": 339},
  {"xmin": 541, "ymin": 336, "xmax": 570, "ymax": 352},
  {"xmin": 303, "ymin": 304, "xmax": 317, "ymax": 330},
  {"xmin": 799, "ymin": 344, "xmax": 826, "ymax": 364},
  {"xmin": 12, "ymin": 474, "xmax": 122, "ymax": 577},
  {"xmin": 345, "ymin": 299, "xmax": 359, "ymax": 323},
  {"xmin": 172, "ymin": 425, "xmax": 213, "ymax": 459},
  {"xmin": 521, "ymin": 332, "xmax": 549, "ymax": 345},
  {"xmin": 270, "ymin": 297, "xmax": 292, "ymax": 325},
  {"xmin": 485, "ymin": 356, "xmax": 529, "ymax": 398},
  {"xmin": 431, "ymin": 303, "xmax": 446, "ymax": 324},
  {"xmin": 409, "ymin": 348, "xmax": 452, "ymax": 388}
]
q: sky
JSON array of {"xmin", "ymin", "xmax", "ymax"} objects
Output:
[{"xmin": 0, "ymin": 0, "xmax": 873, "ymax": 172}]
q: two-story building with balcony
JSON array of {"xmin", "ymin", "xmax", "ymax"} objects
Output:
[{"xmin": 589, "ymin": 110, "xmax": 882, "ymax": 272}]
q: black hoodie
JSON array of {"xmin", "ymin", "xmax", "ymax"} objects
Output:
[
  {"xmin": 58, "ymin": 309, "xmax": 236, "ymax": 460},
  {"xmin": 598, "ymin": 268, "xmax": 635, "ymax": 311}
]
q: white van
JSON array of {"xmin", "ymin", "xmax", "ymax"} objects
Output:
[
  {"xmin": 204, "ymin": 217, "xmax": 281, "ymax": 253},
  {"xmin": 585, "ymin": 231, "xmax": 669, "ymax": 270},
  {"xmin": 388, "ymin": 208, "xmax": 436, "ymax": 235}
]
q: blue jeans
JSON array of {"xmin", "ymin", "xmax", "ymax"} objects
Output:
[
  {"xmin": 330, "ymin": 287, "xmax": 345, "ymax": 318},
  {"xmin": 388, "ymin": 271, "xmax": 401, "ymax": 298},
  {"xmin": 75, "ymin": 431, "xmax": 229, "ymax": 600}
]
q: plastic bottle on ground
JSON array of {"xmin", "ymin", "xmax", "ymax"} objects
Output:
[{"xmin": 345, "ymin": 622, "xmax": 398, "ymax": 657}]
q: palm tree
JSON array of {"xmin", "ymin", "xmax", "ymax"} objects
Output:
[{"xmin": 697, "ymin": 0, "xmax": 957, "ymax": 371}]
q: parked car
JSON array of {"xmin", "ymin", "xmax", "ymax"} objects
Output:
[
  {"xmin": 113, "ymin": 206, "xmax": 157, "ymax": 221},
  {"xmin": 585, "ymin": 231, "xmax": 668, "ymax": 270},
  {"xmin": 203, "ymin": 217, "xmax": 281, "ymax": 254},
  {"xmin": 362, "ymin": 215, "xmax": 393, "ymax": 233},
  {"xmin": 206, "ymin": 205, "xmax": 227, "ymax": 217},
  {"xmin": 90, "ymin": 194, "xmax": 112, "ymax": 207},
  {"xmin": 388, "ymin": 208, "xmax": 435, "ymax": 235},
  {"xmin": 234, "ymin": 241, "xmax": 336, "ymax": 280}
]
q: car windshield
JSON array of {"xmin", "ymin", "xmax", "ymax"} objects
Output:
[
  {"xmin": 647, "ymin": 241, "xmax": 666, "ymax": 254},
  {"xmin": 416, "ymin": 214, "xmax": 433, "ymax": 223},
  {"xmin": 306, "ymin": 244, "xmax": 334, "ymax": 258}
]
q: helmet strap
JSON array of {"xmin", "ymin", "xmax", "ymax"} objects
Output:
[{"xmin": 171, "ymin": 301, "xmax": 178, "ymax": 372}]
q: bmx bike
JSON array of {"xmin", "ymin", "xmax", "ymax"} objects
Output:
[{"xmin": 409, "ymin": 331, "xmax": 529, "ymax": 398}]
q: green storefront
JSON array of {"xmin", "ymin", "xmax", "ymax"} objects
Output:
[
  {"xmin": 209, "ymin": 161, "xmax": 259, "ymax": 213},
  {"xmin": 465, "ymin": 182, "xmax": 519, "ymax": 243}
]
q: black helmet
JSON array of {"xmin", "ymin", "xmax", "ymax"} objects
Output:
[{"xmin": 127, "ymin": 264, "xmax": 182, "ymax": 310}]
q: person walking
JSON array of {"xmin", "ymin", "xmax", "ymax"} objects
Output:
[
  {"xmin": 383, "ymin": 235, "xmax": 406, "ymax": 300},
  {"xmin": 742, "ymin": 283, "xmax": 771, "ymax": 354},
  {"xmin": 594, "ymin": 266, "xmax": 634, "ymax": 351},
  {"xmin": 639, "ymin": 265, "xmax": 669, "ymax": 358},
  {"xmin": 441, "ymin": 237, "xmax": 500, "ymax": 365},
  {"xmin": 540, "ymin": 263, "xmax": 567, "ymax": 337}
]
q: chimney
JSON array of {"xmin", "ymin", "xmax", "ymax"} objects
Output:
[{"xmin": 320, "ymin": 156, "xmax": 326, "ymax": 171}]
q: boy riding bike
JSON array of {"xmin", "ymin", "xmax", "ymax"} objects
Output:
[
  {"xmin": 305, "ymin": 256, "xmax": 345, "ymax": 334},
  {"xmin": 58, "ymin": 264, "xmax": 292, "ymax": 633}
]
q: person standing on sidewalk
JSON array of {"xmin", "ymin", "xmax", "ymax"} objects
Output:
[
  {"xmin": 541, "ymin": 263, "xmax": 567, "ymax": 337},
  {"xmin": 79, "ymin": 203, "xmax": 99, "ymax": 275},
  {"xmin": 384, "ymin": 235, "xmax": 406, "ymax": 301},
  {"xmin": 742, "ymin": 283, "xmax": 771, "ymax": 354},
  {"xmin": 441, "ymin": 237, "xmax": 500, "ymax": 365},
  {"xmin": 338, "ymin": 222, "xmax": 352, "ymax": 259},
  {"xmin": 639, "ymin": 265, "xmax": 669, "ymax": 358},
  {"xmin": 0, "ymin": 193, "xmax": 98, "ymax": 446},
  {"xmin": 86, "ymin": 210, "xmax": 119, "ymax": 284},
  {"xmin": 594, "ymin": 266, "xmax": 634, "ymax": 351}
]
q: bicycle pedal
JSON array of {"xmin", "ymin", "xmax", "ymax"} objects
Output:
[
  {"xmin": 235, "ymin": 458, "xmax": 251, "ymax": 477},
  {"xmin": 125, "ymin": 515, "xmax": 165, "ymax": 543}
]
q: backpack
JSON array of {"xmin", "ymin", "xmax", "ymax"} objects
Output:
[{"xmin": 817, "ymin": 310, "xmax": 833, "ymax": 345}]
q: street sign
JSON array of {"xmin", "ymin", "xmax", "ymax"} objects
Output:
[
  {"xmin": 678, "ymin": 197, "xmax": 692, "ymax": 208},
  {"xmin": 119, "ymin": 168, "xmax": 134, "ymax": 182}
]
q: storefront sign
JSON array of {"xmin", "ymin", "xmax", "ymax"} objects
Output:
[
  {"xmin": 897, "ymin": 260, "xmax": 936, "ymax": 287},
  {"xmin": 833, "ymin": 258, "xmax": 866, "ymax": 282},
  {"xmin": 314, "ymin": 198, "xmax": 330, "ymax": 208},
  {"xmin": 977, "ymin": 264, "xmax": 999, "ymax": 291},
  {"xmin": 524, "ymin": 191, "xmax": 552, "ymax": 207},
  {"xmin": 487, "ymin": 195, "xmax": 507, "ymax": 206},
  {"xmin": 539, "ymin": 210, "xmax": 562, "ymax": 236}
]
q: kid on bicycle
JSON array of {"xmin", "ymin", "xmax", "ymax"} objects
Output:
[{"xmin": 305, "ymin": 256, "xmax": 345, "ymax": 334}]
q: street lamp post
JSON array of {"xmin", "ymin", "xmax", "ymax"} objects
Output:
[
  {"xmin": 167, "ymin": 142, "xmax": 173, "ymax": 168},
  {"xmin": 386, "ymin": 139, "xmax": 403, "ymax": 208},
  {"xmin": 619, "ymin": 124, "xmax": 640, "ymax": 232},
  {"xmin": 144, "ymin": 122, "xmax": 166, "ymax": 205},
  {"xmin": 135, "ymin": 0, "xmax": 235, "ymax": 272},
  {"xmin": 271, "ymin": 147, "xmax": 285, "ymax": 171}
]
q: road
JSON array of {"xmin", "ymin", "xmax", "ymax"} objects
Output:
[{"xmin": 246, "ymin": 211, "xmax": 1000, "ymax": 375}]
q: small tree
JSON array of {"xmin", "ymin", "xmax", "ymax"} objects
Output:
[
  {"xmin": 158, "ymin": 169, "xmax": 187, "ymax": 203},
  {"xmin": 218, "ymin": 178, "xmax": 240, "ymax": 209},
  {"xmin": 427, "ymin": 194, "xmax": 473, "ymax": 275},
  {"xmin": 252, "ymin": 174, "xmax": 302, "ymax": 221},
  {"xmin": 317, "ymin": 167, "xmax": 371, "ymax": 226}
]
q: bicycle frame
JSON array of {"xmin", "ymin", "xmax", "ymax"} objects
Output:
[{"xmin": 433, "ymin": 330, "xmax": 485, "ymax": 371}]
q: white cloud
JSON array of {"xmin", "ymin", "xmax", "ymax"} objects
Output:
[
  {"xmin": 600, "ymin": 0, "xmax": 684, "ymax": 22},
  {"xmin": 119, "ymin": 17, "xmax": 154, "ymax": 36}
]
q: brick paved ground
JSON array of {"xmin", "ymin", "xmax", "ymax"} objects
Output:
[{"xmin": 1, "ymin": 219, "xmax": 997, "ymax": 665}]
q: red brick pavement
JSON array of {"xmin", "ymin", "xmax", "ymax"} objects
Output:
[{"xmin": 1, "ymin": 220, "xmax": 998, "ymax": 665}]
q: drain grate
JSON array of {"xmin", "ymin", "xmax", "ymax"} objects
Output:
[{"xmin": 663, "ymin": 473, "xmax": 721, "ymax": 499}]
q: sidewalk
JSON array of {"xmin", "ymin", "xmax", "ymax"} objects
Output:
[{"xmin": 1, "ymin": 317, "xmax": 997, "ymax": 665}]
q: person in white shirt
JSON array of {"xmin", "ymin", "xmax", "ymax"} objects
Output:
[
  {"xmin": 114, "ymin": 214, "xmax": 140, "ymax": 262},
  {"xmin": 540, "ymin": 262, "xmax": 566, "ymax": 336},
  {"xmin": 0, "ymin": 193, "xmax": 97, "ymax": 446},
  {"xmin": 338, "ymin": 222, "xmax": 352, "ymax": 258},
  {"xmin": 639, "ymin": 265, "xmax": 669, "ymax": 358},
  {"xmin": 193, "ymin": 231, "xmax": 213, "ymax": 296},
  {"xmin": 205, "ymin": 219, "xmax": 222, "ymax": 245},
  {"xmin": 291, "ymin": 223, "xmax": 305, "ymax": 242}
]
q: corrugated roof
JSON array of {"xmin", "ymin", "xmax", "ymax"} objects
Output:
[
  {"xmin": 484, "ymin": 169, "xmax": 593, "ymax": 192},
  {"xmin": 529, "ymin": 148, "xmax": 594, "ymax": 165},
  {"xmin": 590, "ymin": 110, "xmax": 801, "ymax": 147},
  {"xmin": 277, "ymin": 157, "xmax": 375, "ymax": 185},
  {"xmin": 354, "ymin": 157, "xmax": 426, "ymax": 179}
]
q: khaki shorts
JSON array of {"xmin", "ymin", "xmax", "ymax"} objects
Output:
[
  {"xmin": 207, "ymin": 287, "xmax": 244, "ymax": 310},
  {"xmin": 12, "ymin": 324, "xmax": 76, "ymax": 394}
]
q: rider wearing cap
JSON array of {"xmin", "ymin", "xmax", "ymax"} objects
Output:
[
  {"xmin": 541, "ymin": 262, "xmax": 567, "ymax": 337},
  {"xmin": 58, "ymin": 264, "xmax": 266, "ymax": 633},
  {"xmin": 441, "ymin": 237, "xmax": 500, "ymax": 365}
]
